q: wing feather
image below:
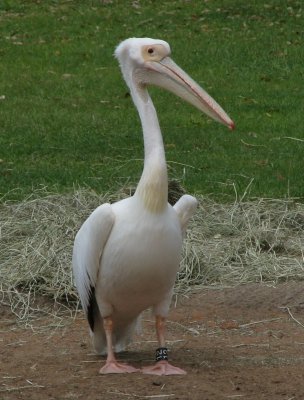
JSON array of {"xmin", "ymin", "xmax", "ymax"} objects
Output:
[
  {"xmin": 173, "ymin": 194, "xmax": 198, "ymax": 236},
  {"xmin": 72, "ymin": 203, "xmax": 115, "ymax": 326}
]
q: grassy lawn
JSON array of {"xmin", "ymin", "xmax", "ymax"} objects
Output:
[{"xmin": 0, "ymin": 0, "xmax": 303, "ymax": 201}]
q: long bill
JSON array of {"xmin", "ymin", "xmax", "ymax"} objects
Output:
[{"xmin": 143, "ymin": 57, "xmax": 235, "ymax": 130}]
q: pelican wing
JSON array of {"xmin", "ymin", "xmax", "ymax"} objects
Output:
[
  {"xmin": 173, "ymin": 195, "xmax": 198, "ymax": 236},
  {"xmin": 72, "ymin": 203, "xmax": 115, "ymax": 329}
]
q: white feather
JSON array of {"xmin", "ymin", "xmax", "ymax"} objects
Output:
[
  {"xmin": 173, "ymin": 195, "xmax": 198, "ymax": 236},
  {"xmin": 72, "ymin": 203, "xmax": 114, "ymax": 314}
]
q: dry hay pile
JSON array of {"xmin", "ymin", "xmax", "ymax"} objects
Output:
[
  {"xmin": 178, "ymin": 198, "xmax": 304, "ymax": 288},
  {"xmin": 1, "ymin": 189, "xmax": 304, "ymax": 323}
]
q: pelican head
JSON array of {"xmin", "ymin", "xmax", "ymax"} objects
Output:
[{"xmin": 115, "ymin": 37, "xmax": 234, "ymax": 129}]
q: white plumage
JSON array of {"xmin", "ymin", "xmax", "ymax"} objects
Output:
[{"xmin": 73, "ymin": 37, "xmax": 233, "ymax": 375}]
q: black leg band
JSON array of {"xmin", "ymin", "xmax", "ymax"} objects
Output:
[{"xmin": 155, "ymin": 347, "xmax": 168, "ymax": 362}]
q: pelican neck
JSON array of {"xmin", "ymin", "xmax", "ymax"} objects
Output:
[{"xmin": 132, "ymin": 86, "xmax": 168, "ymax": 213}]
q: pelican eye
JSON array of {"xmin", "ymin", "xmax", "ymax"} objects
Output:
[{"xmin": 141, "ymin": 45, "xmax": 164, "ymax": 61}]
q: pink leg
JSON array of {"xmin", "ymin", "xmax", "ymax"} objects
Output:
[
  {"xmin": 99, "ymin": 317, "xmax": 138, "ymax": 374},
  {"xmin": 141, "ymin": 316, "xmax": 186, "ymax": 376}
]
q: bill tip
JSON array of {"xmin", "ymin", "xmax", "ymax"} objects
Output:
[{"xmin": 229, "ymin": 121, "xmax": 235, "ymax": 130}]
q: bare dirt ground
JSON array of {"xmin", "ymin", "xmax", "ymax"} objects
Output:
[{"xmin": 1, "ymin": 283, "xmax": 304, "ymax": 400}]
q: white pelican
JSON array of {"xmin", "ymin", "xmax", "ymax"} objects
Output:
[{"xmin": 73, "ymin": 37, "xmax": 234, "ymax": 375}]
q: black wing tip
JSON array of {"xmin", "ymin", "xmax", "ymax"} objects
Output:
[{"xmin": 87, "ymin": 285, "xmax": 98, "ymax": 332}]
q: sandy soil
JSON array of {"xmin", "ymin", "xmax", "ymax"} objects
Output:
[{"xmin": 1, "ymin": 283, "xmax": 304, "ymax": 400}]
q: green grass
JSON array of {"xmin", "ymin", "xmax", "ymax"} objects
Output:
[{"xmin": 0, "ymin": 0, "xmax": 303, "ymax": 201}]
